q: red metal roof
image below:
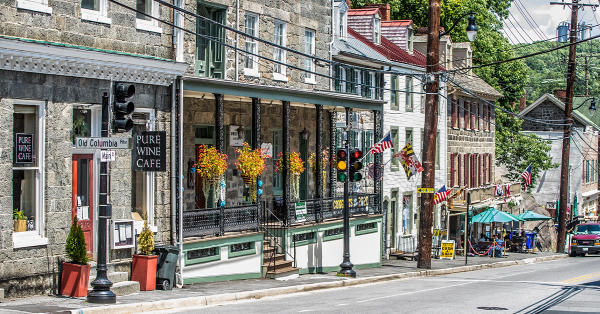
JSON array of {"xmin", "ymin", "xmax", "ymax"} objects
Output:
[
  {"xmin": 348, "ymin": 8, "xmax": 380, "ymax": 16},
  {"xmin": 382, "ymin": 20, "xmax": 413, "ymax": 27},
  {"xmin": 348, "ymin": 27, "xmax": 428, "ymax": 69}
]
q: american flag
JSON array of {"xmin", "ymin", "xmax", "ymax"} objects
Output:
[
  {"xmin": 503, "ymin": 183, "xmax": 511, "ymax": 197},
  {"xmin": 434, "ymin": 185, "xmax": 452, "ymax": 205},
  {"xmin": 370, "ymin": 131, "xmax": 393, "ymax": 153},
  {"xmin": 521, "ymin": 164, "xmax": 532, "ymax": 188}
]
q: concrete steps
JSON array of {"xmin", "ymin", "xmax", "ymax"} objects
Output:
[
  {"xmin": 88, "ymin": 263, "xmax": 140, "ymax": 296},
  {"xmin": 262, "ymin": 242, "xmax": 299, "ymax": 279}
]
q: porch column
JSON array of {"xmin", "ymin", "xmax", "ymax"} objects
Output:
[
  {"xmin": 315, "ymin": 104, "xmax": 323, "ymax": 222},
  {"xmin": 252, "ymin": 97, "xmax": 262, "ymax": 228},
  {"xmin": 282, "ymin": 101, "xmax": 290, "ymax": 224},
  {"xmin": 373, "ymin": 109, "xmax": 383, "ymax": 212},
  {"xmin": 328, "ymin": 110, "xmax": 336, "ymax": 198},
  {"xmin": 214, "ymin": 94, "xmax": 225, "ymax": 153},
  {"xmin": 214, "ymin": 93, "xmax": 225, "ymax": 235}
]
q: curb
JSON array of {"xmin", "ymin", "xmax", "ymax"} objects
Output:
[{"xmin": 71, "ymin": 254, "xmax": 567, "ymax": 314}]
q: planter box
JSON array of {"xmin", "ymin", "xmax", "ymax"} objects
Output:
[
  {"xmin": 13, "ymin": 220, "xmax": 26, "ymax": 232},
  {"xmin": 131, "ymin": 255, "xmax": 157, "ymax": 291},
  {"xmin": 60, "ymin": 262, "xmax": 90, "ymax": 297}
]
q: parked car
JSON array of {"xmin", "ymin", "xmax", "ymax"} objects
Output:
[{"xmin": 569, "ymin": 223, "xmax": 600, "ymax": 257}]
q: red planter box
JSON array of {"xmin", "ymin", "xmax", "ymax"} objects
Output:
[
  {"xmin": 131, "ymin": 254, "xmax": 157, "ymax": 291},
  {"xmin": 60, "ymin": 262, "xmax": 90, "ymax": 297}
]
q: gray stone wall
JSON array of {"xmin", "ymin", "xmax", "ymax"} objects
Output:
[
  {"xmin": 0, "ymin": 70, "xmax": 173, "ymax": 297},
  {"xmin": 183, "ymin": 0, "xmax": 332, "ymax": 89},
  {"xmin": 0, "ymin": 0, "xmax": 174, "ymax": 60},
  {"xmin": 182, "ymin": 97, "xmax": 331, "ymax": 212},
  {"xmin": 522, "ymin": 99, "xmax": 584, "ymax": 131}
]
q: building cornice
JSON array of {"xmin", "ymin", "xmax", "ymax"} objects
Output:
[{"xmin": 0, "ymin": 36, "xmax": 188, "ymax": 86}]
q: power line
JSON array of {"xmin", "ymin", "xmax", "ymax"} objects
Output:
[
  {"xmin": 507, "ymin": 14, "xmax": 538, "ymax": 43},
  {"xmin": 515, "ymin": 0, "xmax": 548, "ymax": 40}
]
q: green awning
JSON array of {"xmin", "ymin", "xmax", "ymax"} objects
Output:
[
  {"xmin": 471, "ymin": 208, "xmax": 522, "ymax": 223},
  {"xmin": 517, "ymin": 211, "xmax": 552, "ymax": 221}
]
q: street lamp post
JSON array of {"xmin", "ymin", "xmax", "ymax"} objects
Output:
[
  {"xmin": 338, "ymin": 107, "xmax": 356, "ymax": 278},
  {"xmin": 417, "ymin": 1, "xmax": 477, "ymax": 269}
]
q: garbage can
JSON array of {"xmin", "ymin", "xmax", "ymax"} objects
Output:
[
  {"xmin": 153, "ymin": 245, "xmax": 179, "ymax": 290},
  {"xmin": 525, "ymin": 232, "xmax": 535, "ymax": 250}
]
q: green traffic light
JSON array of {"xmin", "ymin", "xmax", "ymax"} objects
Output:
[
  {"xmin": 353, "ymin": 173, "xmax": 362, "ymax": 181},
  {"xmin": 337, "ymin": 172, "xmax": 347, "ymax": 182}
]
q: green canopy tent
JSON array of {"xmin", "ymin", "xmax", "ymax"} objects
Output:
[
  {"xmin": 517, "ymin": 211, "xmax": 552, "ymax": 221},
  {"xmin": 471, "ymin": 208, "xmax": 522, "ymax": 223}
]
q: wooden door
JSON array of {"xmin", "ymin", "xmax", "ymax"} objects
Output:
[{"xmin": 72, "ymin": 154, "xmax": 94, "ymax": 255}]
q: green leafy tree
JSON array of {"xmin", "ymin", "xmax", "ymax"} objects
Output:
[
  {"xmin": 350, "ymin": 0, "xmax": 555, "ymax": 184},
  {"xmin": 66, "ymin": 217, "xmax": 89, "ymax": 265}
]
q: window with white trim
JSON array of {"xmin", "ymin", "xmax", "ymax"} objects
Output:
[
  {"xmin": 273, "ymin": 20, "xmax": 287, "ymax": 80},
  {"xmin": 81, "ymin": 0, "xmax": 111, "ymax": 24},
  {"xmin": 12, "ymin": 100, "xmax": 47, "ymax": 248},
  {"xmin": 132, "ymin": 110, "xmax": 156, "ymax": 227},
  {"xmin": 17, "ymin": 0, "xmax": 52, "ymax": 14},
  {"xmin": 373, "ymin": 15, "xmax": 381, "ymax": 44},
  {"xmin": 136, "ymin": 0, "xmax": 162, "ymax": 33},
  {"xmin": 304, "ymin": 28, "xmax": 316, "ymax": 84},
  {"xmin": 405, "ymin": 76, "xmax": 414, "ymax": 112},
  {"xmin": 244, "ymin": 12, "xmax": 259, "ymax": 75}
]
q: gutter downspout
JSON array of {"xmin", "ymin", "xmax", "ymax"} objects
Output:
[
  {"xmin": 178, "ymin": 77, "xmax": 184, "ymax": 287},
  {"xmin": 235, "ymin": 0, "xmax": 239, "ymax": 81},
  {"xmin": 328, "ymin": 0, "xmax": 335, "ymax": 91},
  {"xmin": 173, "ymin": 0, "xmax": 184, "ymax": 62},
  {"xmin": 171, "ymin": 82, "xmax": 177, "ymax": 246}
]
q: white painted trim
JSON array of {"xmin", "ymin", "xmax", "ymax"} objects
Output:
[
  {"xmin": 136, "ymin": 19, "xmax": 163, "ymax": 34},
  {"xmin": 243, "ymin": 12, "xmax": 259, "ymax": 73},
  {"xmin": 81, "ymin": 8, "xmax": 112, "ymax": 25},
  {"xmin": 12, "ymin": 231, "xmax": 49, "ymax": 248},
  {"xmin": 243, "ymin": 67, "xmax": 259, "ymax": 77},
  {"xmin": 272, "ymin": 72, "xmax": 288, "ymax": 82},
  {"xmin": 0, "ymin": 37, "xmax": 187, "ymax": 86},
  {"xmin": 304, "ymin": 76, "xmax": 317, "ymax": 84},
  {"xmin": 16, "ymin": 0, "xmax": 52, "ymax": 14}
]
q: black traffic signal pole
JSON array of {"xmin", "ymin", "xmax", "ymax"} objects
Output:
[
  {"xmin": 88, "ymin": 92, "xmax": 116, "ymax": 304},
  {"xmin": 338, "ymin": 107, "xmax": 356, "ymax": 277}
]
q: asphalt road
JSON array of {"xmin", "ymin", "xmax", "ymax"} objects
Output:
[{"xmin": 166, "ymin": 255, "xmax": 600, "ymax": 314}]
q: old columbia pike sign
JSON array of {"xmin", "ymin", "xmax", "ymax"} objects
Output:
[{"xmin": 75, "ymin": 137, "xmax": 130, "ymax": 149}]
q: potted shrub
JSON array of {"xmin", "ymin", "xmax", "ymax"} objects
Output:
[
  {"xmin": 131, "ymin": 221, "xmax": 157, "ymax": 291},
  {"xmin": 61, "ymin": 217, "xmax": 90, "ymax": 297},
  {"xmin": 13, "ymin": 209, "xmax": 26, "ymax": 232}
]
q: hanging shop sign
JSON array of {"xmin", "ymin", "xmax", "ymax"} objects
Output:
[
  {"xmin": 295, "ymin": 202, "xmax": 307, "ymax": 222},
  {"xmin": 440, "ymin": 240, "xmax": 455, "ymax": 259},
  {"xmin": 15, "ymin": 133, "xmax": 34, "ymax": 163},
  {"xmin": 132, "ymin": 131, "xmax": 166, "ymax": 171}
]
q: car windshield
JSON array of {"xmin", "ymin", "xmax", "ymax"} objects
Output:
[{"xmin": 574, "ymin": 225, "xmax": 600, "ymax": 234}]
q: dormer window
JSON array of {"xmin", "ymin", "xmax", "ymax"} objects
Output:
[
  {"xmin": 335, "ymin": 0, "xmax": 348, "ymax": 38},
  {"xmin": 374, "ymin": 15, "xmax": 381, "ymax": 44}
]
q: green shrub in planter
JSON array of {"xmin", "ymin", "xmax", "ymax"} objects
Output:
[{"xmin": 66, "ymin": 217, "xmax": 88, "ymax": 265}]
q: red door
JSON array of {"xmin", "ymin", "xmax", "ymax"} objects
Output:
[{"xmin": 72, "ymin": 154, "xmax": 94, "ymax": 255}]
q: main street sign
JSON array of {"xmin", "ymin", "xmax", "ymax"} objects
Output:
[{"xmin": 75, "ymin": 137, "xmax": 130, "ymax": 149}]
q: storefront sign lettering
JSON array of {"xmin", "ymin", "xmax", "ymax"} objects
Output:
[
  {"xmin": 132, "ymin": 131, "xmax": 166, "ymax": 172},
  {"xmin": 295, "ymin": 202, "xmax": 307, "ymax": 222},
  {"xmin": 440, "ymin": 240, "xmax": 455, "ymax": 260},
  {"xmin": 15, "ymin": 133, "xmax": 34, "ymax": 163}
]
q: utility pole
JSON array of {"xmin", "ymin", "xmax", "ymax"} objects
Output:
[{"xmin": 417, "ymin": 0, "xmax": 441, "ymax": 269}]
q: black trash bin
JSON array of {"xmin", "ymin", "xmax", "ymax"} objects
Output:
[{"xmin": 153, "ymin": 245, "xmax": 179, "ymax": 290}]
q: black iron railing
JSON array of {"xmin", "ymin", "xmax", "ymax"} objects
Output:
[{"xmin": 183, "ymin": 204, "xmax": 259, "ymax": 238}]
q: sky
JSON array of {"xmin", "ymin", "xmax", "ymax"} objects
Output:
[{"xmin": 503, "ymin": 0, "xmax": 600, "ymax": 44}]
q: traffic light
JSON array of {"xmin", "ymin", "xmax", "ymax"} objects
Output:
[
  {"xmin": 349, "ymin": 150, "xmax": 363, "ymax": 182},
  {"xmin": 113, "ymin": 82, "xmax": 135, "ymax": 132},
  {"xmin": 336, "ymin": 149, "xmax": 348, "ymax": 182}
]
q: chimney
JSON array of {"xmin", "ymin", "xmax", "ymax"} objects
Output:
[
  {"xmin": 554, "ymin": 89, "xmax": 566, "ymax": 101},
  {"xmin": 363, "ymin": 3, "xmax": 391, "ymax": 21},
  {"xmin": 519, "ymin": 90, "xmax": 527, "ymax": 112}
]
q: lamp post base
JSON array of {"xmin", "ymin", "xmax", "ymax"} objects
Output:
[
  {"xmin": 87, "ymin": 289, "xmax": 116, "ymax": 304},
  {"xmin": 337, "ymin": 261, "xmax": 356, "ymax": 278}
]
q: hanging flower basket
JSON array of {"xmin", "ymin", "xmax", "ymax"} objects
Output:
[
  {"xmin": 235, "ymin": 143, "xmax": 269, "ymax": 203},
  {"xmin": 196, "ymin": 145, "xmax": 228, "ymax": 208},
  {"xmin": 275, "ymin": 152, "xmax": 305, "ymax": 201},
  {"xmin": 309, "ymin": 150, "xmax": 328, "ymax": 195}
]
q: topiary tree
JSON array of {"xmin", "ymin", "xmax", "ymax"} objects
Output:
[
  {"xmin": 66, "ymin": 216, "xmax": 89, "ymax": 265},
  {"xmin": 137, "ymin": 220, "xmax": 155, "ymax": 256}
]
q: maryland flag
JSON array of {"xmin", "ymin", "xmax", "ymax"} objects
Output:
[{"xmin": 393, "ymin": 143, "xmax": 423, "ymax": 180}]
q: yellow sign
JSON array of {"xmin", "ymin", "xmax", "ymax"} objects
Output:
[
  {"xmin": 440, "ymin": 240, "xmax": 455, "ymax": 259},
  {"xmin": 417, "ymin": 187, "xmax": 435, "ymax": 194}
]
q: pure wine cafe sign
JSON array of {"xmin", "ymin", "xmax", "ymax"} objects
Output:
[
  {"xmin": 15, "ymin": 133, "xmax": 34, "ymax": 163},
  {"xmin": 132, "ymin": 131, "xmax": 166, "ymax": 172}
]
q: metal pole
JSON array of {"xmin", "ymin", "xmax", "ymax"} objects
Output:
[
  {"xmin": 417, "ymin": 0, "xmax": 441, "ymax": 269},
  {"xmin": 465, "ymin": 193, "xmax": 470, "ymax": 266},
  {"xmin": 88, "ymin": 93, "xmax": 116, "ymax": 304},
  {"xmin": 557, "ymin": 0, "xmax": 579, "ymax": 253},
  {"xmin": 338, "ymin": 107, "xmax": 356, "ymax": 277},
  {"xmin": 316, "ymin": 104, "xmax": 323, "ymax": 222}
]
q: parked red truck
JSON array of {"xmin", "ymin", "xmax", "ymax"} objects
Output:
[{"xmin": 569, "ymin": 223, "xmax": 600, "ymax": 257}]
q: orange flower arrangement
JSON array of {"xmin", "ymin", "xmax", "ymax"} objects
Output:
[
  {"xmin": 274, "ymin": 152, "xmax": 305, "ymax": 176},
  {"xmin": 235, "ymin": 142, "xmax": 269, "ymax": 181},
  {"xmin": 308, "ymin": 149, "xmax": 329, "ymax": 172},
  {"xmin": 196, "ymin": 145, "xmax": 228, "ymax": 183}
]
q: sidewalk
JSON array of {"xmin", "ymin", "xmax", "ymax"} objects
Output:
[{"xmin": 0, "ymin": 252, "xmax": 566, "ymax": 314}]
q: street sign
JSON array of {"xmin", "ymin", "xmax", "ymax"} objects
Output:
[
  {"xmin": 440, "ymin": 240, "xmax": 455, "ymax": 259},
  {"xmin": 100, "ymin": 150, "xmax": 116, "ymax": 162},
  {"xmin": 75, "ymin": 137, "xmax": 130, "ymax": 149},
  {"xmin": 417, "ymin": 187, "xmax": 435, "ymax": 194}
]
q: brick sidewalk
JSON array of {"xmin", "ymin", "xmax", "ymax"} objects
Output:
[{"xmin": 0, "ymin": 252, "xmax": 561, "ymax": 314}]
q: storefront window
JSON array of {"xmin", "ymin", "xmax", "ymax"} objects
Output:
[
  {"xmin": 12, "ymin": 102, "xmax": 46, "ymax": 245},
  {"xmin": 132, "ymin": 111, "xmax": 155, "ymax": 224}
]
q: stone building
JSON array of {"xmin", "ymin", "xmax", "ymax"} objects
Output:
[
  {"xmin": 521, "ymin": 93, "xmax": 599, "ymax": 222},
  {"xmin": 0, "ymin": 0, "xmax": 186, "ymax": 297}
]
